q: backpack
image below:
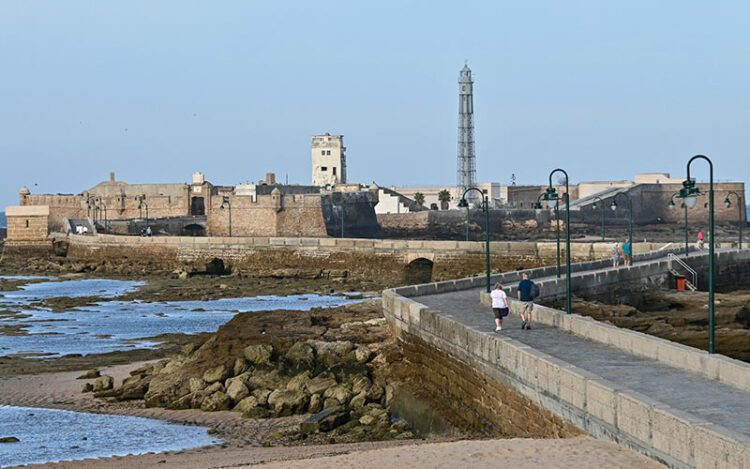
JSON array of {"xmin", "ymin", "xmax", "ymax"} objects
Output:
[{"xmin": 530, "ymin": 282, "xmax": 540, "ymax": 299}]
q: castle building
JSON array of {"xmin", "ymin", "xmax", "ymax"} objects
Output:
[{"xmin": 311, "ymin": 133, "xmax": 346, "ymax": 186}]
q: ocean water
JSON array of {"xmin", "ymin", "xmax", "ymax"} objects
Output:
[
  {"xmin": 0, "ymin": 278, "xmax": 360, "ymax": 357},
  {"xmin": 0, "ymin": 278, "xmax": 144, "ymax": 304},
  {"xmin": 0, "ymin": 405, "xmax": 219, "ymax": 467}
]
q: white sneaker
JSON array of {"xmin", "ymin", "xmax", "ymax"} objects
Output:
[{"xmin": 495, "ymin": 326, "xmax": 502, "ymax": 332}]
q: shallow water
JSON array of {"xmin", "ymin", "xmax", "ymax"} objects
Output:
[
  {"xmin": 0, "ymin": 405, "xmax": 219, "ymax": 467},
  {"xmin": 0, "ymin": 278, "xmax": 360, "ymax": 357},
  {"xmin": 0, "ymin": 278, "xmax": 144, "ymax": 304},
  {"xmin": 0, "ymin": 275, "xmax": 56, "ymax": 281}
]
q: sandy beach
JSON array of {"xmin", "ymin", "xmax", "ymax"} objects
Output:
[{"xmin": 0, "ymin": 361, "xmax": 663, "ymax": 468}]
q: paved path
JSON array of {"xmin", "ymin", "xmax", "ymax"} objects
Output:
[{"xmin": 416, "ymin": 267, "xmax": 750, "ymax": 438}]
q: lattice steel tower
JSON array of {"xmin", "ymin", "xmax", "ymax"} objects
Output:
[{"xmin": 457, "ymin": 64, "xmax": 477, "ymax": 200}]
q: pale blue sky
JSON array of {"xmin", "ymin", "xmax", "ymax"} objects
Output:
[{"xmin": 1, "ymin": 1, "xmax": 748, "ymax": 208}]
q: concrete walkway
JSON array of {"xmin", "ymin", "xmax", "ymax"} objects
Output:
[{"xmin": 416, "ymin": 268, "xmax": 750, "ymax": 440}]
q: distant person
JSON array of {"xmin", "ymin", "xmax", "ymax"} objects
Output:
[
  {"xmin": 517, "ymin": 273, "xmax": 538, "ymax": 330},
  {"xmin": 146, "ymin": 226, "xmax": 152, "ymax": 237},
  {"xmin": 612, "ymin": 242, "xmax": 621, "ymax": 267},
  {"xmin": 697, "ymin": 230, "xmax": 704, "ymax": 249},
  {"xmin": 490, "ymin": 283, "xmax": 509, "ymax": 332},
  {"xmin": 622, "ymin": 240, "xmax": 632, "ymax": 266}
]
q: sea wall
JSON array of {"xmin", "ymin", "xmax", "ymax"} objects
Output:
[
  {"xmin": 385, "ymin": 249, "xmax": 750, "ymax": 469},
  {"xmin": 60, "ymin": 234, "xmax": 671, "ymax": 282}
]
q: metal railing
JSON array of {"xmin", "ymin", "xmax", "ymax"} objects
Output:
[{"xmin": 667, "ymin": 253, "xmax": 698, "ymax": 290}]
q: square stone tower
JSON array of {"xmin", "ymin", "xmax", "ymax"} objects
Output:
[{"xmin": 311, "ymin": 133, "xmax": 346, "ymax": 186}]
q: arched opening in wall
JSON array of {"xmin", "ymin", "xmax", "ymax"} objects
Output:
[
  {"xmin": 182, "ymin": 223, "xmax": 206, "ymax": 237},
  {"xmin": 205, "ymin": 257, "xmax": 227, "ymax": 275},
  {"xmin": 404, "ymin": 258, "xmax": 434, "ymax": 284},
  {"xmin": 191, "ymin": 197, "xmax": 205, "ymax": 216}
]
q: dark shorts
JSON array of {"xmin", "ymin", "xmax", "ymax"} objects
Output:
[{"xmin": 493, "ymin": 307, "xmax": 509, "ymax": 319}]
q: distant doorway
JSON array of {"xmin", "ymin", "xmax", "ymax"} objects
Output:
[
  {"xmin": 404, "ymin": 258, "xmax": 434, "ymax": 284},
  {"xmin": 183, "ymin": 223, "xmax": 206, "ymax": 237},
  {"xmin": 191, "ymin": 197, "xmax": 205, "ymax": 216}
]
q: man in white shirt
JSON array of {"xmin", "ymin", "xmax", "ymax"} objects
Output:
[{"xmin": 490, "ymin": 283, "xmax": 509, "ymax": 332}]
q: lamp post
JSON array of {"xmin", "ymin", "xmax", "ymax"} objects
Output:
[
  {"xmin": 676, "ymin": 154, "xmax": 715, "ymax": 354},
  {"xmin": 85, "ymin": 194, "xmax": 93, "ymax": 220},
  {"xmin": 536, "ymin": 169, "xmax": 572, "ymax": 314},
  {"xmin": 668, "ymin": 192, "xmax": 690, "ymax": 256},
  {"xmin": 610, "ymin": 192, "xmax": 634, "ymax": 261},
  {"xmin": 536, "ymin": 191, "xmax": 562, "ymax": 277},
  {"xmin": 458, "ymin": 187, "xmax": 491, "ymax": 293},
  {"xmin": 95, "ymin": 197, "xmax": 108, "ymax": 233},
  {"xmin": 135, "ymin": 195, "xmax": 149, "ymax": 227},
  {"xmin": 724, "ymin": 191, "xmax": 743, "ymax": 249},
  {"xmin": 554, "ymin": 201, "xmax": 561, "ymax": 277},
  {"xmin": 220, "ymin": 196, "xmax": 232, "ymax": 237},
  {"xmin": 591, "ymin": 196, "xmax": 606, "ymax": 241}
]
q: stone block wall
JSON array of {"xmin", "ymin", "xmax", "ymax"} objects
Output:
[
  {"xmin": 397, "ymin": 333, "xmax": 580, "ymax": 438},
  {"xmin": 2, "ymin": 205, "xmax": 53, "ymax": 258},
  {"xmin": 205, "ymin": 193, "xmax": 328, "ymax": 237},
  {"xmin": 6, "ymin": 206, "xmax": 49, "ymax": 241},
  {"xmin": 22, "ymin": 194, "xmax": 86, "ymax": 232}
]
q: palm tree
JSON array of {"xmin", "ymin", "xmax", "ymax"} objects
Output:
[
  {"xmin": 438, "ymin": 189, "xmax": 451, "ymax": 210},
  {"xmin": 414, "ymin": 192, "xmax": 425, "ymax": 208}
]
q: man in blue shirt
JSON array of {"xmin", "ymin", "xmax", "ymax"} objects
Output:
[
  {"xmin": 622, "ymin": 240, "xmax": 632, "ymax": 266},
  {"xmin": 517, "ymin": 272, "xmax": 535, "ymax": 330}
]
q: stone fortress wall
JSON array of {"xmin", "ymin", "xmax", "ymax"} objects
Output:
[
  {"xmin": 16, "ymin": 172, "xmax": 381, "ymax": 238},
  {"xmin": 21, "ymin": 194, "xmax": 87, "ymax": 232}
]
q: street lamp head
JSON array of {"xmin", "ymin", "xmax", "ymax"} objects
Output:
[
  {"xmin": 220, "ymin": 195, "xmax": 230, "ymax": 210},
  {"xmin": 591, "ymin": 203, "xmax": 597, "ymax": 210},
  {"xmin": 543, "ymin": 187, "xmax": 558, "ymax": 209},
  {"xmin": 610, "ymin": 200, "xmax": 617, "ymax": 211},
  {"xmin": 724, "ymin": 197, "xmax": 732, "ymax": 208},
  {"xmin": 676, "ymin": 178, "xmax": 700, "ymax": 209},
  {"xmin": 667, "ymin": 199, "xmax": 675, "ymax": 210},
  {"xmin": 457, "ymin": 198, "xmax": 469, "ymax": 208}
]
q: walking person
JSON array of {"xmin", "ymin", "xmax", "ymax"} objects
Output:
[
  {"xmin": 490, "ymin": 283, "xmax": 509, "ymax": 332},
  {"xmin": 612, "ymin": 242, "xmax": 621, "ymax": 268},
  {"xmin": 622, "ymin": 239, "xmax": 632, "ymax": 266},
  {"xmin": 697, "ymin": 230, "xmax": 704, "ymax": 250},
  {"xmin": 517, "ymin": 273, "xmax": 537, "ymax": 330}
]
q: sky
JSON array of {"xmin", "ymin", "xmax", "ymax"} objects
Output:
[{"xmin": 1, "ymin": 1, "xmax": 749, "ymax": 208}]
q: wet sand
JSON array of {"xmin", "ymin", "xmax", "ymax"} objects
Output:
[{"xmin": 0, "ymin": 362, "xmax": 664, "ymax": 468}]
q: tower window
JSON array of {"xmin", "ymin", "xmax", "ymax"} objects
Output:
[
  {"xmin": 26, "ymin": 219, "xmax": 29, "ymax": 228},
  {"xmin": 321, "ymin": 166, "xmax": 328, "ymax": 171},
  {"xmin": 326, "ymin": 150, "xmax": 331, "ymax": 155},
  {"xmin": 321, "ymin": 150, "xmax": 325, "ymax": 155},
  {"xmin": 333, "ymin": 167, "xmax": 337, "ymax": 175}
]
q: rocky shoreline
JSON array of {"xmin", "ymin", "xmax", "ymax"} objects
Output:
[{"xmin": 82, "ymin": 301, "xmax": 421, "ymax": 445}]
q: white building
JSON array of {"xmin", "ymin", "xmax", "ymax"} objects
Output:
[
  {"xmin": 389, "ymin": 182, "xmax": 502, "ymax": 209},
  {"xmin": 311, "ymin": 133, "xmax": 346, "ymax": 186}
]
